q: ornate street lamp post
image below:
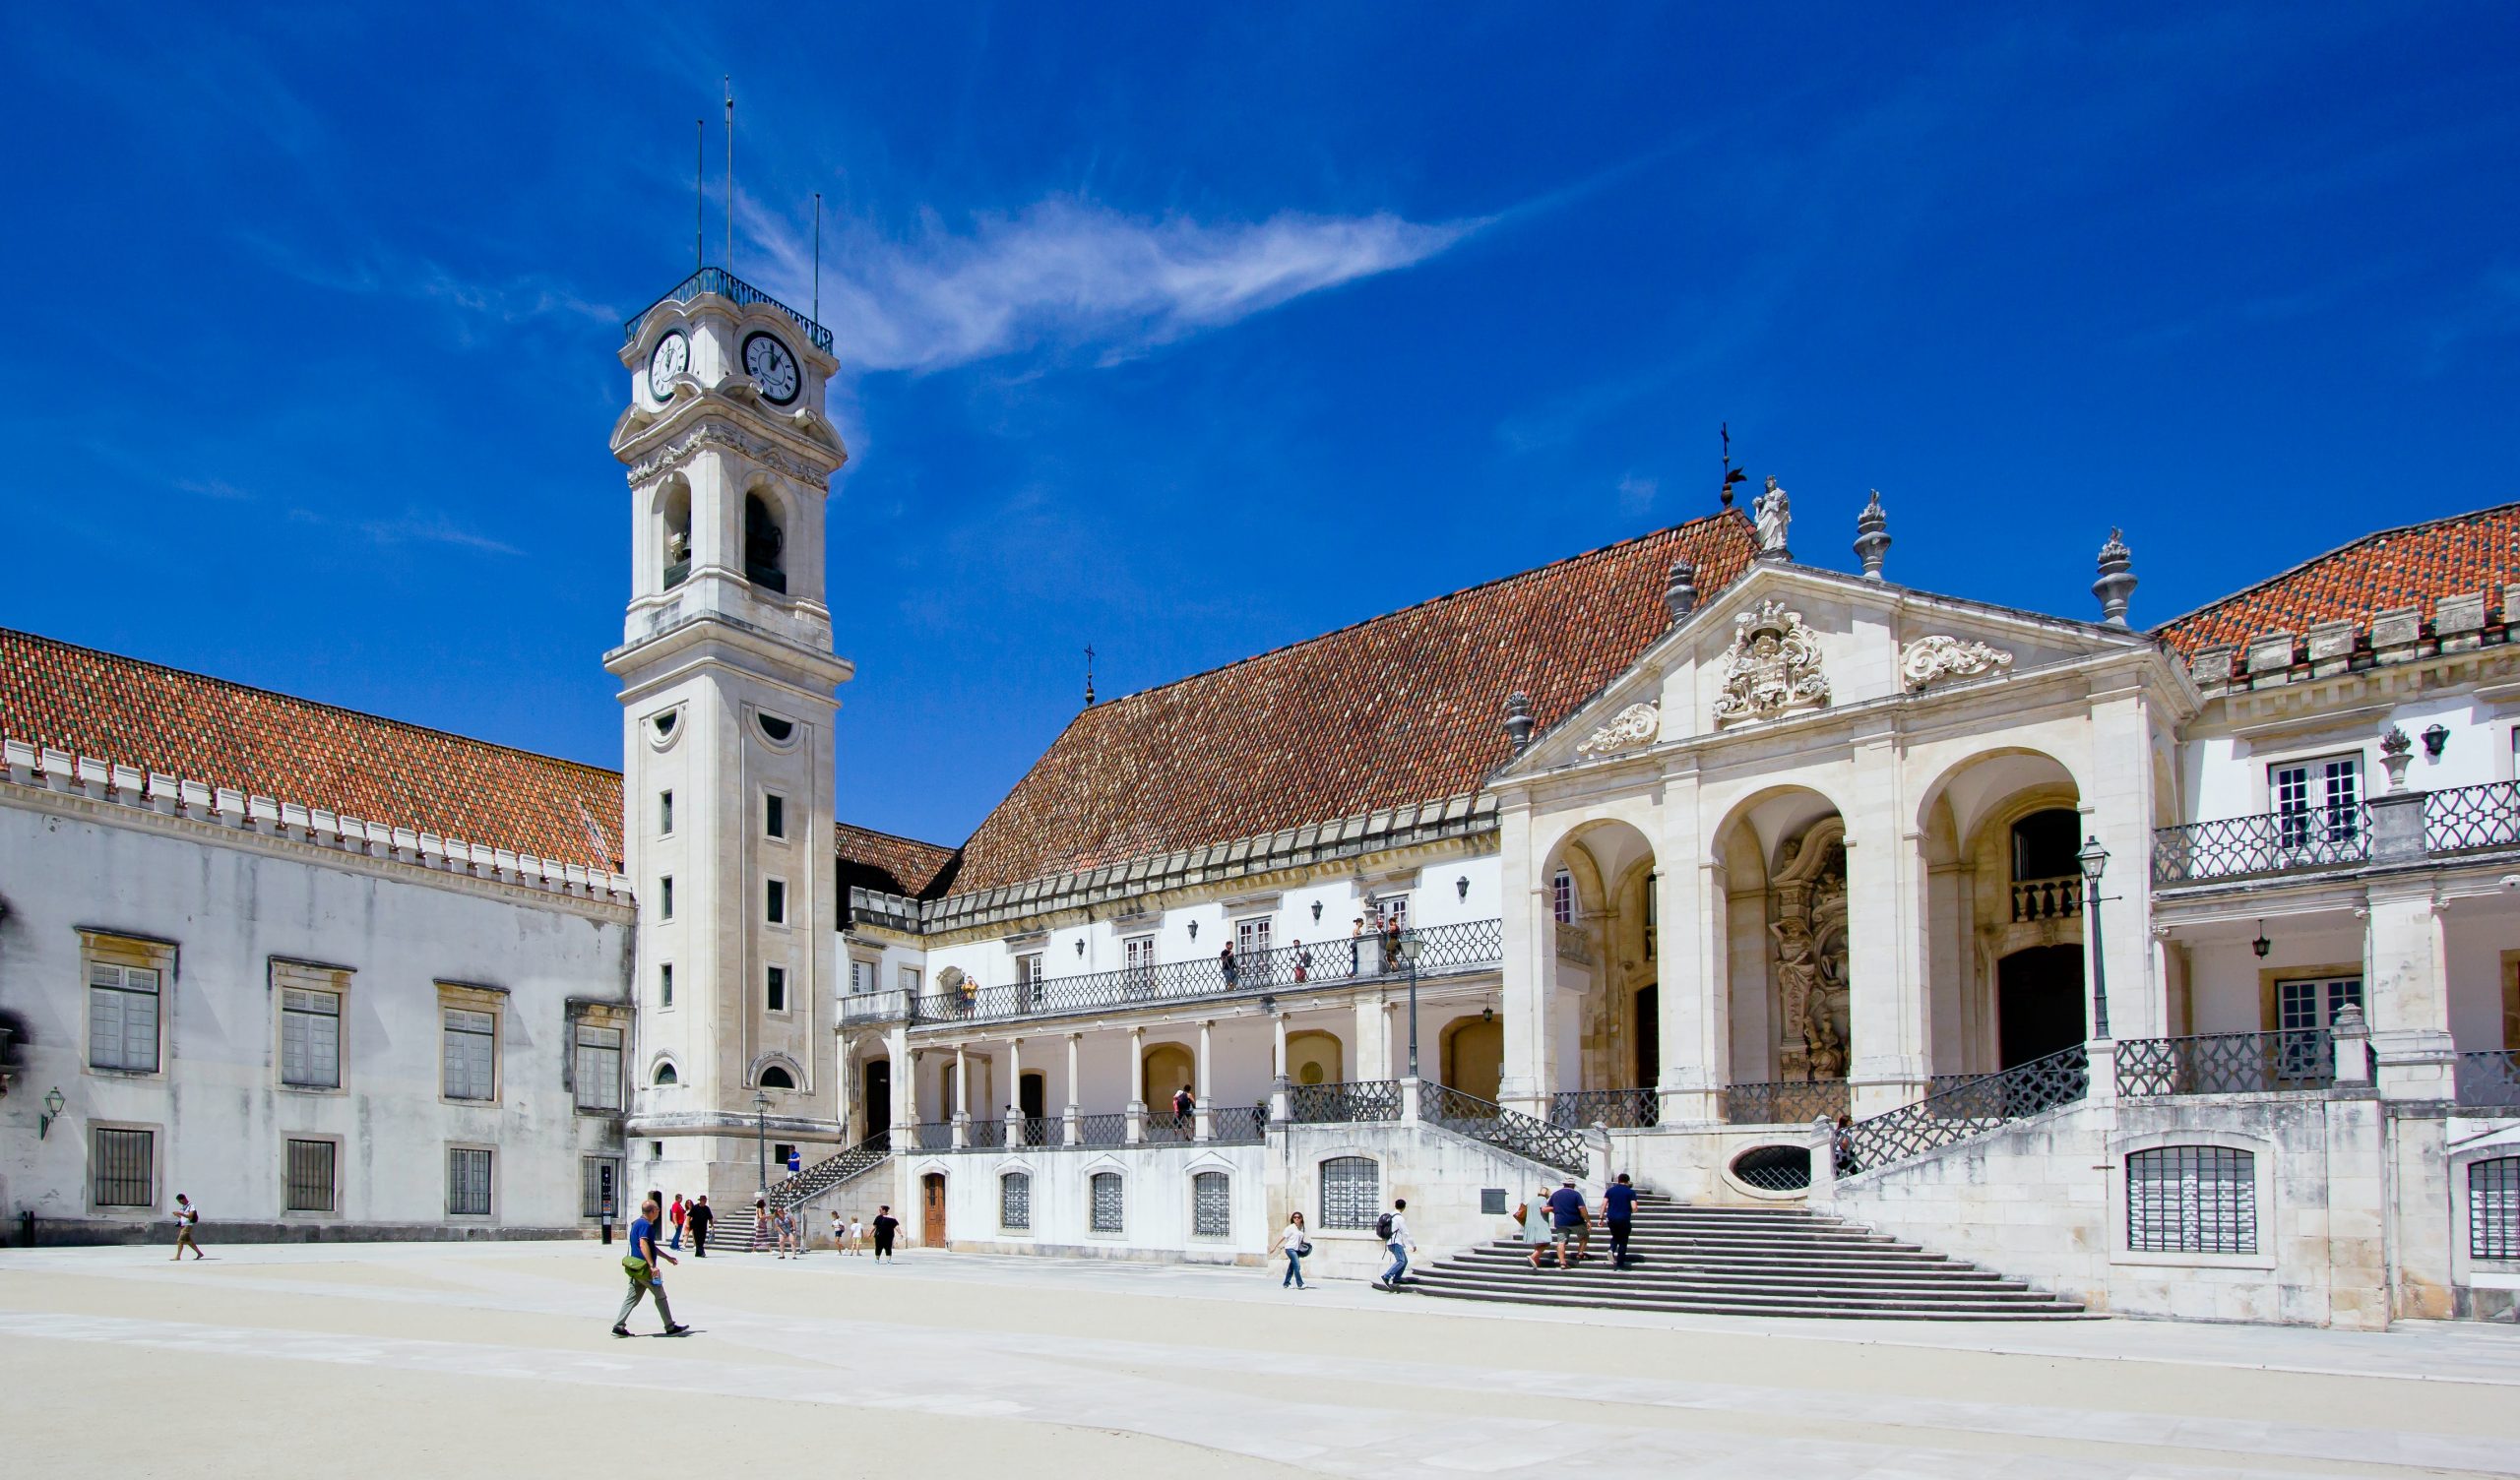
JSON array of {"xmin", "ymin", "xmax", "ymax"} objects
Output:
[
  {"xmin": 2077, "ymin": 835, "xmax": 2110, "ymax": 1040},
  {"xmin": 754, "ymin": 1088, "xmax": 772, "ymax": 1202},
  {"xmin": 1400, "ymin": 932, "xmax": 1425, "ymax": 1079}
]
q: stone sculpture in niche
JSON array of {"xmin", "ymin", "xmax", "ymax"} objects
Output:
[
  {"xmin": 1575, "ymin": 702, "xmax": 1661, "ymax": 757},
  {"xmin": 1771, "ymin": 822, "xmax": 1851, "ymax": 1083},
  {"xmin": 1899, "ymin": 635, "xmax": 2016, "ymax": 693},
  {"xmin": 1714, "ymin": 599, "xmax": 1830, "ymax": 726}
]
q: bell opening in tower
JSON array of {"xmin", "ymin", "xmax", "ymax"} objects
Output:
[{"xmin": 744, "ymin": 491, "xmax": 787, "ymax": 593}]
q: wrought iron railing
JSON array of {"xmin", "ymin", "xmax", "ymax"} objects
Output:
[
  {"xmin": 2427, "ymin": 781, "xmax": 2520, "ymax": 854},
  {"xmin": 1074, "ymin": 1112, "xmax": 1130, "ymax": 1147},
  {"xmin": 1209, "ymin": 1105, "xmax": 1270, "ymax": 1144},
  {"xmin": 2152, "ymin": 804, "xmax": 2369, "ymax": 884},
  {"xmin": 840, "ymin": 989, "xmax": 911, "ymax": 1025},
  {"xmin": 911, "ymin": 1121, "xmax": 954, "ymax": 1152},
  {"xmin": 1288, "ymin": 1079, "xmax": 1402, "ymax": 1124},
  {"xmin": 765, "ymin": 1129, "xmax": 891, "ymax": 1211},
  {"xmin": 1423, "ymin": 1082, "xmax": 1590, "ymax": 1175},
  {"xmin": 2116, "ymin": 1030, "xmax": 2336, "ymax": 1097},
  {"xmin": 1837, "ymin": 1044, "xmax": 2089, "ymax": 1174},
  {"xmin": 908, "ymin": 919, "xmax": 1503, "ymax": 1026},
  {"xmin": 623, "ymin": 266, "xmax": 835, "ymax": 353},
  {"xmin": 1724, "ymin": 1079, "xmax": 1851, "ymax": 1125},
  {"xmin": 2456, "ymin": 1050, "xmax": 2520, "ymax": 1110},
  {"xmin": 965, "ymin": 1118, "xmax": 1006, "ymax": 1149},
  {"xmin": 1549, "ymin": 1088, "xmax": 1659, "ymax": 1130},
  {"xmin": 1008, "ymin": 1115, "xmax": 1055, "ymax": 1148},
  {"xmin": 2009, "ymin": 875, "xmax": 2082, "ymax": 922}
]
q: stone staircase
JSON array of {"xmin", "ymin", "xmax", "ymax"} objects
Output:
[
  {"xmin": 1408, "ymin": 1196, "xmax": 2091, "ymax": 1320},
  {"xmin": 764, "ymin": 1130, "xmax": 892, "ymax": 1213}
]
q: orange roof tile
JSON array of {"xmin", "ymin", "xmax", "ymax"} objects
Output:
[
  {"xmin": 2153, "ymin": 502, "xmax": 2520, "ymax": 657},
  {"xmin": 836, "ymin": 821, "xmax": 960, "ymax": 898}
]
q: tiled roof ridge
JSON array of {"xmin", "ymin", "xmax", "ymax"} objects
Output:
[
  {"xmin": 1089, "ymin": 509, "xmax": 1752, "ymax": 711},
  {"xmin": 0, "ymin": 626, "xmax": 619, "ymax": 781},
  {"xmin": 0, "ymin": 733, "xmax": 636, "ymax": 903},
  {"xmin": 833, "ymin": 817, "xmax": 959, "ymax": 854},
  {"xmin": 2148, "ymin": 499, "xmax": 2520, "ymax": 643}
]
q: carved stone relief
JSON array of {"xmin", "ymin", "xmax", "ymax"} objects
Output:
[
  {"xmin": 1574, "ymin": 702, "xmax": 1660, "ymax": 757},
  {"xmin": 1714, "ymin": 599, "xmax": 1830, "ymax": 726},
  {"xmin": 1899, "ymin": 635, "xmax": 2016, "ymax": 693},
  {"xmin": 1771, "ymin": 820, "xmax": 1850, "ymax": 1083}
]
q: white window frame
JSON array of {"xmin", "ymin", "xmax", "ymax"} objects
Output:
[
  {"xmin": 660, "ymin": 875, "xmax": 675, "ymax": 922},
  {"xmin": 1235, "ymin": 916, "xmax": 1273, "ymax": 957},
  {"xmin": 574, "ymin": 1019, "xmax": 625, "ymax": 1113},
  {"xmin": 764, "ymin": 791, "xmax": 787, "ymax": 840},
  {"xmin": 440, "ymin": 999, "xmax": 499, "ymax": 1104},
  {"xmin": 659, "ymin": 961, "xmax": 674, "ymax": 1010},
  {"xmin": 87, "ymin": 961, "xmax": 163, "ymax": 1075},
  {"xmin": 766, "ymin": 876, "xmax": 788, "ymax": 927},
  {"xmin": 850, "ymin": 957, "xmax": 877, "ymax": 994},
  {"xmin": 900, "ymin": 965, "xmax": 922, "ymax": 995},
  {"xmin": 447, "ymin": 1144, "xmax": 495, "ymax": 1217},
  {"xmin": 659, "ymin": 789, "xmax": 674, "ymax": 836},
  {"xmin": 766, "ymin": 964, "xmax": 789, "ymax": 1014},
  {"xmin": 280, "ymin": 985, "xmax": 344, "ymax": 1090},
  {"xmin": 1552, "ymin": 869, "xmax": 1574, "ymax": 925},
  {"xmin": 2268, "ymin": 752, "xmax": 2362, "ymax": 849},
  {"xmin": 1375, "ymin": 895, "xmax": 1411, "ymax": 932}
]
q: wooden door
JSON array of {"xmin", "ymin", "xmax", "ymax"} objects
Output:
[{"xmin": 920, "ymin": 1172, "xmax": 947, "ymax": 1246}]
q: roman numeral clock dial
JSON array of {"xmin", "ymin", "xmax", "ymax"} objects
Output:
[
  {"xmin": 743, "ymin": 332, "xmax": 800, "ymax": 405},
  {"xmin": 646, "ymin": 331, "xmax": 688, "ymax": 400}
]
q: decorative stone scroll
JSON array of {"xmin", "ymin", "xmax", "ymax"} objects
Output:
[
  {"xmin": 1898, "ymin": 635, "xmax": 2015, "ymax": 693},
  {"xmin": 1574, "ymin": 702, "xmax": 1660, "ymax": 757},
  {"xmin": 1713, "ymin": 600, "xmax": 1830, "ymax": 726}
]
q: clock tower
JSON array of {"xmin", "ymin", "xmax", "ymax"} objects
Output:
[{"xmin": 606, "ymin": 270, "xmax": 852, "ymax": 1204}]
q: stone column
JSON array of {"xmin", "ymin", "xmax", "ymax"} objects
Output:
[
  {"xmin": 2364, "ymin": 881, "xmax": 2456, "ymax": 1099},
  {"xmin": 1354, "ymin": 994, "xmax": 1385, "ymax": 1083},
  {"xmin": 1495, "ymin": 795, "xmax": 1554, "ymax": 1117},
  {"xmin": 834, "ymin": 1033, "xmax": 857, "ymax": 1143},
  {"xmin": 951, "ymin": 1043, "xmax": 970, "ymax": 1148},
  {"xmin": 2087, "ymin": 687, "xmax": 2166, "ymax": 1038},
  {"xmin": 1006, "ymin": 1036, "xmax": 1025, "ymax": 1142},
  {"xmin": 894, "ymin": 1036, "xmax": 915, "ymax": 1141},
  {"xmin": 1125, "ymin": 1025, "xmax": 1147, "ymax": 1142},
  {"xmin": 1804, "ymin": 1117, "xmax": 1838, "ymax": 1210},
  {"xmin": 1194, "ymin": 1019, "xmax": 1215, "ymax": 1141},
  {"xmin": 1657, "ymin": 769, "xmax": 1726, "ymax": 1124},
  {"xmin": 1064, "ymin": 1032, "xmax": 1083, "ymax": 1146},
  {"xmin": 2332, "ymin": 1002, "xmax": 2372, "ymax": 1087},
  {"xmin": 1847, "ymin": 732, "xmax": 1930, "ymax": 1114},
  {"xmin": 1269, "ymin": 1013, "xmax": 1292, "ymax": 1124}
]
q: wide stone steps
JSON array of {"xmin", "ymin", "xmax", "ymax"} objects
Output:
[{"xmin": 1412, "ymin": 1198, "xmax": 2089, "ymax": 1321}]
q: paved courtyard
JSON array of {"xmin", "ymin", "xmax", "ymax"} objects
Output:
[{"xmin": 3, "ymin": 1239, "xmax": 2515, "ymax": 1479}]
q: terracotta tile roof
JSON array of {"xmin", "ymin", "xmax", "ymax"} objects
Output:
[
  {"xmin": 949, "ymin": 511, "xmax": 1758, "ymax": 894},
  {"xmin": 0, "ymin": 626, "xmax": 630, "ymax": 871},
  {"xmin": 2153, "ymin": 502, "xmax": 2520, "ymax": 657},
  {"xmin": 836, "ymin": 821, "xmax": 961, "ymax": 898}
]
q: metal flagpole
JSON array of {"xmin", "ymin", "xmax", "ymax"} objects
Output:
[
  {"xmin": 695, "ymin": 119, "xmax": 705, "ymax": 270},
  {"xmin": 812, "ymin": 191, "xmax": 821, "ymax": 324},
  {"xmin": 724, "ymin": 77, "xmax": 734, "ymax": 274}
]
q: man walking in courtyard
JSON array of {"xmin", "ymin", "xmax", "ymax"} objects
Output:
[
  {"xmin": 667, "ymin": 1193, "xmax": 686, "ymax": 1251},
  {"xmin": 871, "ymin": 1204, "xmax": 899, "ymax": 1260},
  {"xmin": 170, "ymin": 1194, "xmax": 204, "ymax": 1262},
  {"xmin": 611, "ymin": 1197, "xmax": 690, "ymax": 1339},
  {"xmin": 1547, "ymin": 1177, "xmax": 1590, "ymax": 1268},
  {"xmin": 1604, "ymin": 1172, "xmax": 1637, "ymax": 1269},
  {"xmin": 1373, "ymin": 1198, "xmax": 1416, "ymax": 1290},
  {"xmin": 686, "ymin": 1194, "xmax": 714, "ymax": 1258}
]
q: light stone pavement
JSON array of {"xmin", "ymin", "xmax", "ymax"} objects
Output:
[{"xmin": 3, "ymin": 1240, "xmax": 2516, "ymax": 1479}]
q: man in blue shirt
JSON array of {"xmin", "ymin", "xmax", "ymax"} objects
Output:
[
  {"xmin": 1545, "ymin": 1178, "xmax": 1590, "ymax": 1269},
  {"xmin": 612, "ymin": 1197, "xmax": 691, "ymax": 1338},
  {"xmin": 1603, "ymin": 1172, "xmax": 1638, "ymax": 1269}
]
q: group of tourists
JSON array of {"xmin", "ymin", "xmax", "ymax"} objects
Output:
[
  {"xmin": 1518, "ymin": 1173, "xmax": 1638, "ymax": 1269},
  {"xmin": 611, "ymin": 1192, "xmax": 904, "ymax": 1336}
]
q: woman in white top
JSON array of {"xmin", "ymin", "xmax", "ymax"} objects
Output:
[
  {"xmin": 1523, "ymin": 1188, "xmax": 1554, "ymax": 1267},
  {"xmin": 1274, "ymin": 1211, "xmax": 1310, "ymax": 1289}
]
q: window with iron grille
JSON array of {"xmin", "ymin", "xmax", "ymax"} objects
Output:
[
  {"xmin": 1552, "ymin": 870, "xmax": 1573, "ymax": 925},
  {"xmin": 285, "ymin": 1139, "xmax": 337, "ymax": 1212},
  {"xmin": 1192, "ymin": 1170, "xmax": 1230, "ymax": 1238},
  {"xmin": 91, "ymin": 1127, "xmax": 154, "ymax": 1206},
  {"xmin": 448, "ymin": 1146, "xmax": 493, "ymax": 1216},
  {"xmin": 89, "ymin": 962, "xmax": 161, "ymax": 1072},
  {"xmin": 1320, "ymin": 1155, "xmax": 1379, "ymax": 1230},
  {"xmin": 1001, "ymin": 1171, "xmax": 1031, "ymax": 1230},
  {"xmin": 2272, "ymin": 755, "xmax": 2361, "ymax": 849},
  {"xmin": 581, "ymin": 1156, "xmax": 620, "ymax": 1219},
  {"xmin": 1089, "ymin": 1171, "xmax": 1123, "ymax": 1233},
  {"xmin": 574, "ymin": 1022, "xmax": 623, "ymax": 1111},
  {"xmin": 442, "ymin": 1009, "xmax": 495, "ymax": 1100},
  {"xmin": 2473, "ymin": 1157, "xmax": 2520, "ymax": 1261},
  {"xmin": 2127, "ymin": 1145, "xmax": 2255, "ymax": 1254},
  {"xmin": 281, "ymin": 988, "xmax": 342, "ymax": 1088}
]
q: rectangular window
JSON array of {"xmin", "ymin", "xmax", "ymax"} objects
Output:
[
  {"xmin": 88, "ymin": 962, "xmax": 161, "ymax": 1073},
  {"xmin": 1192, "ymin": 1170, "xmax": 1230, "ymax": 1238},
  {"xmin": 2127, "ymin": 1145, "xmax": 2255, "ymax": 1254},
  {"xmin": 900, "ymin": 966, "xmax": 921, "ymax": 995},
  {"xmin": 1375, "ymin": 895, "xmax": 1411, "ymax": 931},
  {"xmin": 850, "ymin": 958, "xmax": 875, "ymax": 994},
  {"xmin": 766, "ymin": 878, "xmax": 787, "ymax": 925},
  {"xmin": 2271, "ymin": 754, "xmax": 2362, "ymax": 850},
  {"xmin": 1552, "ymin": 870, "xmax": 1574, "ymax": 925},
  {"xmin": 285, "ymin": 1139, "xmax": 337, "ymax": 1212},
  {"xmin": 447, "ymin": 1146, "xmax": 492, "ymax": 1216},
  {"xmin": 659, "ymin": 790, "xmax": 674, "ymax": 835},
  {"xmin": 765, "ymin": 792, "xmax": 786, "ymax": 838},
  {"xmin": 1235, "ymin": 916, "xmax": 1273, "ymax": 956},
  {"xmin": 660, "ymin": 962, "xmax": 674, "ymax": 1009},
  {"xmin": 92, "ymin": 1127, "xmax": 154, "ymax": 1207},
  {"xmin": 766, "ymin": 966, "xmax": 788, "ymax": 1013},
  {"xmin": 1001, "ymin": 1172, "xmax": 1032, "ymax": 1231},
  {"xmin": 442, "ymin": 1008, "xmax": 496, "ymax": 1101},
  {"xmin": 2274, "ymin": 975, "xmax": 2363, "ymax": 1077},
  {"xmin": 1320, "ymin": 1155, "xmax": 1379, "ymax": 1231},
  {"xmin": 1123, "ymin": 937, "xmax": 1156, "ymax": 970},
  {"xmin": 2474, "ymin": 1158, "xmax": 2520, "ymax": 1261},
  {"xmin": 582, "ymin": 1156, "xmax": 621, "ymax": 1220},
  {"xmin": 574, "ymin": 1022, "xmax": 624, "ymax": 1111},
  {"xmin": 280, "ymin": 988, "xmax": 342, "ymax": 1088},
  {"xmin": 1090, "ymin": 1171, "xmax": 1124, "ymax": 1233},
  {"xmin": 660, "ymin": 876, "xmax": 674, "ymax": 921}
]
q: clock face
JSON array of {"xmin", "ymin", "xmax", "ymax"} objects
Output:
[
  {"xmin": 743, "ymin": 332, "xmax": 801, "ymax": 404},
  {"xmin": 647, "ymin": 333, "xmax": 688, "ymax": 400}
]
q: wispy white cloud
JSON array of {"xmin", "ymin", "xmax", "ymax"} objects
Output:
[
  {"xmin": 741, "ymin": 197, "xmax": 1481, "ymax": 373},
  {"xmin": 1615, "ymin": 473, "xmax": 1659, "ymax": 515},
  {"xmin": 287, "ymin": 506, "xmax": 522, "ymax": 558},
  {"xmin": 236, "ymin": 231, "xmax": 619, "ymax": 332},
  {"xmin": 176, "ymin": 476, "xmax": 254, "ymax": 502}
]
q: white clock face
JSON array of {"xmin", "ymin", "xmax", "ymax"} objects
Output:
[
  {"xmin": 647, "ymin": 333, "xmax": 688, "ymax": 400},
  {"xmin": 743, "ymin": 332, "xmax": 800, "ymax": 404}
]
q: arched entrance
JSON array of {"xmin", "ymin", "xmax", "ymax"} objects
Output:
[
  {"xmin": 1143, "ymin": 1042, "xmax": 1195, "ymax": 1136},
  {"xmin": 1913, "ymin": 751, "xmax": 2088, "ymax": 1079},
  {"xmin": 1287, "ymin": 1030, "xmax": 1343, "ymax": 1085},
  {"xmin": 863, "ymin": 1059, "xmax": 891, "ymax": 1137},
  {"xmin": 1441, "ymin": 1014, "xmax": 1503, "ymax": 1099},
  {"xmin": 1536, "ymin": 820, "xmax": 1660, "ymax": 1103},
  {"xmin": 1709, "ymin": 784, "xmax": 1853, "ymax": 1121},
  {"xmin": 1997, "ymin": 945, "xmax": 2087, "ymax": 1068}
]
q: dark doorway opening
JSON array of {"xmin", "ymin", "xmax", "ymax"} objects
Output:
[
  {"xmin": 863, "ymin": 1060, "xmax": 892, "ymax": 1138},
  {"xmin": 1019, "ymin": 1072, "xmax": 1047, "ymax": 1143},
  {"xmin": 1633, "ymin": 985, "xmax": 1661, "ymax": 1088},
  {"xmin": 1997, "ymin": 945, "xmax": 2087, "ymax": 1069}
]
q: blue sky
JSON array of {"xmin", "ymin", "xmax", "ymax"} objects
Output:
[{"xmin": 5, "ymin": 6, "xmax": 2516, "ymax": 845}]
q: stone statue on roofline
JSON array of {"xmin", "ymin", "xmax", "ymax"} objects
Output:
[{"xmin": 1753, "ymin": 476, "xmax": 1791, "ymax": 560}]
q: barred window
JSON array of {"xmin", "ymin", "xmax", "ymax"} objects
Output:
[
  {"xmin": 581, "ymin": 1156, "xmax": 619, "ymax": 1219},
  {"xmin": 92, "ymin": 1127, "xmax": 154, "ymax": 1206},
  {"xmin": 1192, "ymin": 1170, "xmax": 1230, "ymax": 1238},
  {"xmin": 1320, "ymin": 1155, "xmax": 1379, "ymax": 1230},
  {"xmin": 281, "ymin": 988, "xmax": 342, "ymax": 1088},
  {"xmin": 2473, "ymin": 1157, "xmax": 2520, "ymax": 1261},
  {"xmin": 2127, "ymin": 1145, "xmax": 2255, "ymax": 1254},
  {"xmin": 89, "ymin": 962, "xmax": 161, "ymax": 1072},
  {"xmin": 448, "ymin": 1146, "xmax": 493, "ymax": 1216},
  {"xmin": 285, "ymin": 1139, "xmax": 337, "ymax": 1212},
  {"xmin": 443, "ymin": 1009, "xmax": 496, "ymax": 1100},
  {"xmin": 1089, "ymin": 1171, "xmax": 1123, "ymax": 1233},
  {"xmin": 574, "ymin": 1022, "xmax": 623, "ymax": 1111},
  {"xmin": 1001, "ymin": 1171, "xmax": 1032, "ymax": 1231}
]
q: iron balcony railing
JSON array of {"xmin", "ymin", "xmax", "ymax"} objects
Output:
[
  {"xmin": 1209, "ymin": 1106, "xmax": 1270, "ymax": 1144},
  {"xmin": 1074, "ymin": 1112, "xmax": 1130, "ymax": 1147},
  {"xmin": 2115, "ymin": 1030, "xmax": 2336, "ymax": 1097},
  {"xmin": 1724, "ymin": 1079, "xmax": 1851, "ymax": 1126},
  {"xmin": 2009, "ymin": 875, "xmax": 2083, "ymax": 922},
  {"xmin": 911, "ymin": 1121, "xmax": 955, "ymax": 1152},
  {"xmin": 2426, "ymin": 781, "xmax": 2520, "ymax": 854},
  {"xmin": 623, "ymin": 266, "xmax": 835, "ymax": 353},
  {"xmin": 1838, "ymin": 1044, "xmax": 2089, "ymax": 1174},
  {"xmin": 1423, "ymin": 1082, "xmax": 1590, "ymax": 1175},
  {"xmin": 2152, "ymin": 803, "xmax": 2370, "ymax": 884},
  {"xmin": 1288, "ymin": 1079, "xmax": 1402, "ymax": 1124},
  {"xmin": 2456, "ymin": 1050, "xmax": 2520, "ymax": 1110},
  {"xmin": 910, "ymin": 919, "xmax": 1503, "ymax": 1027},
  {"xmin": 1008, "ymin": 1115, "xmax": 1056, "ymax": 1148},
  {"xmin": 1549, "ymin": 1088, "xmax": 1659, "ymax": 1130},
  {"xmin": 966, "ymin": 1118, "xmax": 1006, "ymax": 1150}
]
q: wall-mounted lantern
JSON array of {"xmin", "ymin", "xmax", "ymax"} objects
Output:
[
  {"xmin": 2252, "ymin": 921, "xmax": 2271, "ymax": 959},
  {"xmin": 1456, "ymin": 875, "xmax": 1471, "ymax": 900},
  {"xmin": 2424, "ymin": 723, "xmax": 2451, "ymax": 760},
  {"xmin": 38, "ymin": 1085, "xmax": 66, "ymax": 1140}
]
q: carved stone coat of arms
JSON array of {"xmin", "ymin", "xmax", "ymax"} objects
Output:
[{"xmin": 1714, "ymin": 600, "xmax": 1830, "ymax": 726}]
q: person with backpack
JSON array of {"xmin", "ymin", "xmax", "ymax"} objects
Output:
[
  {"xmin": 1372, "ymin": 1199, "xmax": 1417, "ymax": 1290},
  {"xmin": 170, "ymin": 1194, "xmax": 205, "ymax": 1262},
  {"xmin": 611, "ymin": 1197, "xmax": 691, "ymax": 1338},
  {"xmin": 667, "ymin": 1194, "xmax": 687, "ymax": 1251},
  {"xmin": 1545, "ymin": 1177, "xmax": 1590, "ymax": 1269},
  {"xmin": 1604, "ymin": 1172, "xmax": 1638, "ymax": 1269},
  {"xmin": 1273, "ymin": 1210, "xmax": 1311, "ymax": 1290},
  {"xmin": 685, "ymin": 1194, "xmax": 714, "ymax": 1257},
  {"xmin": 1171, "ymin": 1084, "xmax": 1196, "ymax": 1139}
]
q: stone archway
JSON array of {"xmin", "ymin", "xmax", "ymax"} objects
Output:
[{"xmin": 1440, "ymin": 1014, "xmax": 1503, "ymax": 1100}]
